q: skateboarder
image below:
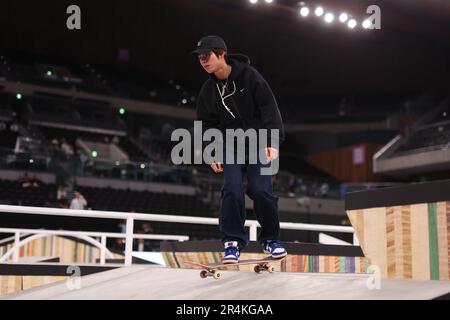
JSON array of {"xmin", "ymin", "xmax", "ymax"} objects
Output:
[{"xmin": 192, "ymin": 35, "xmax": 287, "ymax": 263}]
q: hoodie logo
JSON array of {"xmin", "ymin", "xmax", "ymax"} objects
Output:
[
  {"xmin": 240, "ymin": 88, "xmax": 245, "ymax": 93},
  {"xmin": 197, "ymin": 41, "xmax": 202, "ymax": 47}
]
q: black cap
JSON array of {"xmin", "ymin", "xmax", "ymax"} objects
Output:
[{"xmin": 191, "ymin": 35, "xmax": 227, "ymax": 56}]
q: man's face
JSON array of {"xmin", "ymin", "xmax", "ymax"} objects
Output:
[{"xmin": 198, "ymin": 51, "xmax": 223, "ymax": 74}]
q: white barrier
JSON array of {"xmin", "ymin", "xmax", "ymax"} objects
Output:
[
  {"xmin": 0, "ymin": 227, "xmax": 189, "ymax": 264},
  {"xmin": 0, "ymin": 204, "xmax": 356, "ymax": 266}
]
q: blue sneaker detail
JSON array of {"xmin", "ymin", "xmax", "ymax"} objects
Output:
[
  {"xmin": 262, "ymin": 241, "xmax": 287, "ymax": 259},
  {"xmin": 222, "ymin": 241, "xmax": 240, "ymax": 264}
]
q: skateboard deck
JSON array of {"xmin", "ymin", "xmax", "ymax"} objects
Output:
[{"xmin": 184, "ymin": 256, "xmax": 286, "ymax": 279}]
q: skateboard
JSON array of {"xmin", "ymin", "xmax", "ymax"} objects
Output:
[{"xmin": 184, "ymin": 256, "xmax": 286, "ymax": 279}]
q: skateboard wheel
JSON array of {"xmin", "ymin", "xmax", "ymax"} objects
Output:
[
  {"xmin": 268, "ymin": 266, "xmax": 275, "ymax": 273},
  {"xmin": 212, "ymin": 270, "xmax": 221, "ymax": 279},
  {"xmin": 200, "ymin": 270, "xmax": 208, "ymax": 279},
  {"xmin": 254, "ymin": 265, "xmax": 261, "ymax": 273}
]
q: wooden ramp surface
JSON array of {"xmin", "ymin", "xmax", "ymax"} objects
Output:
[{"xmin": 3, "ymin": 266, "xmax": 449, "ymax": 300}]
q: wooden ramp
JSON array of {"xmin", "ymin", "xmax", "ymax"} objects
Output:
[
  {"xmin": 3, "ymin": 266, "xmax": 449, "ymax": 300},
  {"xmin": 346, "ymin": 180, "xmax": 450, "ymax": 281}
]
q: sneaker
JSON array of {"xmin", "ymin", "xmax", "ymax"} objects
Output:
[
  {"xmin": 262, "ymin": 240, "xmax": 287, "ymax": 259},
  {"xmin": 222, "ymin": 241, "xmax": 240, "ymax": 264}
]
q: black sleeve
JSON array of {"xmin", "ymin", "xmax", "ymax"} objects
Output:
[
  {"xmin": 251, "ymin": 70, "xmax": 285, "ymax": 147},
  {"xmin": 196, "ymin": 86, "xmax": 219, "ymax": 132},
  {"xmin": 195, "ymin": 85, "xmax": 221, "ymax": 162}
]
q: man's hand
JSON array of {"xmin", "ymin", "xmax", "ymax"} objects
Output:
[
  {"xmin": 265, "ymin": 147, "xmax": 279, "ymax": 162},
  {"xmin": 211, "ymin": 161, "xmax": 223, "ymax": 173}
]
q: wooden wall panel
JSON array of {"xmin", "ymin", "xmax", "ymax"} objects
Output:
[
  {"xmin": 307, "ymin": 144, "xmax": 383, "ymax": 182},
  {"xmin": 347, "ymin": 201, "xmax": 450, "ymax": 280}
]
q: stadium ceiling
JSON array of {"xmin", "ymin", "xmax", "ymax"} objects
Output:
[{"xmin": 1, "ymin": 0, "xmax": 449, "ymax": 96}]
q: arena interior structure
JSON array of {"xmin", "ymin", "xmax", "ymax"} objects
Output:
[{"xmin": 0, "ymin": 0, "xmax": 449, "ymax": 301}]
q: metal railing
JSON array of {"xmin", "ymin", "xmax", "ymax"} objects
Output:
[
  {"xmin": 0, "ymin": 227, "xmax": 189, "ymax": 264},
  {"xmin": 0, "ymin": 204, "xmax": 357, "ymax": 266}
]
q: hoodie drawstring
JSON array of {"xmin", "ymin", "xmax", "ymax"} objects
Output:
[{"xmin": 216, "ymin": 81, "xmax": 237, "ymax": 118}]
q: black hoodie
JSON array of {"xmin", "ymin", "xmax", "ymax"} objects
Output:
[{"xmin": 195, "ymin": 54, "xmax": 285, "ymax": 148}]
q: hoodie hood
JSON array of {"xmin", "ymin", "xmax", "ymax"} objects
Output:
[
  {"xmin": 227, "ymin": 53, "xmax": 251, "ymax": 65},
  {"xmin": 209, "ymin": 53, "xmax": 251, "ymax": 83}
]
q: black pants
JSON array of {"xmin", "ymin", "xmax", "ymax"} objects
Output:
[{"xmin": 219, "ymin": 151, "xmax": 280, "ymax": 250}]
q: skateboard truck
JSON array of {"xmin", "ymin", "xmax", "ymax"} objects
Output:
[
  {"xmin": 253, "ymin": 263, "xmax": 275, "ymax": 274},
  {"xmin": 199, "ymin": 262, "xmax": 274, "ymax": 279},
  {"xmin": 185, "ymin": 257, "xmax": 284, "ymax": 280},
  {"xmin": 200, "ymin": 269, "xmax": 221, "ymax": 279}
]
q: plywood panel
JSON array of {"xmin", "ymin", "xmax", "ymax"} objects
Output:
[
  {"xmin": 437, "ymin": 202, "xmax": 449, "ymax": 280},
  {"xmin": 365, "ymin": 207, "xmax": 388, "ymax": 277},
  {"xmin": 347, "ymin": 202, "xmax": 449, "ymax": 280},
  {"xmin": 410, "ymin": 203, "xmax": 430, "ymax": 280}
]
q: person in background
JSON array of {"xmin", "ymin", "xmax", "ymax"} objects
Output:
[
  {"xmin": 113, "ymin": 219, "xmax": 127, "ymax": 252},
  {"xmin": 70, "ymin": 191, "xmax": 87, "ymax": 210},
  {"xmin": 29, "ymin": 174, "xmax": 41, "ymax": 187},
  {"xmin": 56, "ymin": 184, "xmax": 69, "ymax": 206},
  {"xmin": 137, "ymin": 223, "xmax": 154, "ymax": 251},
  {"xmin": 18, "ymin": 172, "xmax": 31, "ymax": 188}
]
